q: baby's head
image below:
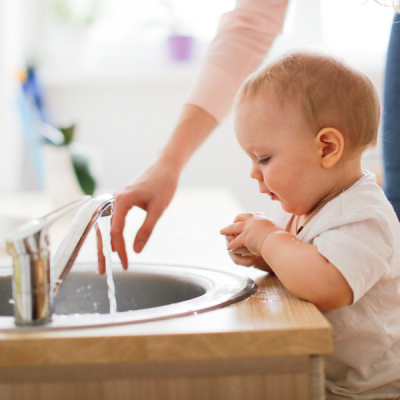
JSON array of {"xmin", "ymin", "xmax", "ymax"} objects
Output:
[{"xmin": 234, "ymin": 51, "xmax": 380, "ymax": 215}]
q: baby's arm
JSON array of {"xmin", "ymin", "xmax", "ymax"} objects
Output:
[
  {"xmin": 261, "ymin": 232, "xmax": 353, "ymax": 310},
  {"xmin": 221, "ymin": 213, "xmax": 353, "ymax": 311}
]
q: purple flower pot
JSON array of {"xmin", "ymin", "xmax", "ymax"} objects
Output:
[{"xmin": 167, "ymin": 35, "xmax": 194, "ymax": 61}]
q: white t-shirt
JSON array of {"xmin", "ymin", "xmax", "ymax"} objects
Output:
[{"xmin": 271, "ymin": 170, "xmax": 400, "ymax": 399}]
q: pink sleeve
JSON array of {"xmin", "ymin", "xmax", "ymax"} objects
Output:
[{"xmin": 186, "ymin": 0, "xmax": 289, "ymax": 122}]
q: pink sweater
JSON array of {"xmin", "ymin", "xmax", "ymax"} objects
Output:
[{"xmin": 186, "ymin": 0, "xmax": 289, "ymax": 122}]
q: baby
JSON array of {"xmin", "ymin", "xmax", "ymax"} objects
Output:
[{"xmin": 220, "ymin": 51, "xmax": 400, "ymax": 400}]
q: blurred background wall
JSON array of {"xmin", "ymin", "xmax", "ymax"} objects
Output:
[{"xmin": 0, "ymin": 0, "xmax": 394, "ymax": 213}]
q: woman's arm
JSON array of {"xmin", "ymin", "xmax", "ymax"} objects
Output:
[
  {"xmin": 156, "ymin": 105, "xmax": 218, "ymax": 173},
  {"xmin": 188, "ymin": 0, "xmax": 289, "ymax": 122}
]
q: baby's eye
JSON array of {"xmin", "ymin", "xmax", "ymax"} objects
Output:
[{"xmin": 258, "ymin": 157, "xmax": 271, "ymax": 165}]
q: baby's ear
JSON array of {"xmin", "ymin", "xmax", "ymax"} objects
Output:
[{"xmin": 315, "ymin": 127, "xmax": 344, "ymax": 169}]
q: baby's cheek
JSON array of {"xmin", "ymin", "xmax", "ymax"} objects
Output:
[
  {"xmin": 265, "ymin": 170, "xmax": 285, "ymax": 194},
  {"xmin": 262, "ymin": 170, "xmax": 275, "ymax": 189}
]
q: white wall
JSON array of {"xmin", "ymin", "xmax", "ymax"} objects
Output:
[{"xmin": 42, "ymin": 68, "xmax": 270, "ymax": 213}]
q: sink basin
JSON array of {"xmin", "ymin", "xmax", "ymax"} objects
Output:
[{"xmin": 0, "ymin": 262, "xmax": 256, "ymax": 330}]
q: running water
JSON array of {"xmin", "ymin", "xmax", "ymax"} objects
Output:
[{"xmin": 97, "ymin": 216, "xmax": 117, "ymax": 314}]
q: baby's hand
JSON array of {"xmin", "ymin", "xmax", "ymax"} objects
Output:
[
  {"xmin": 220, "ymin": 212, "xmax": 283, "ymax": 257},
  {"xmin": 225, "ymin": 234, "xmax": 262, "ymax": 267}
]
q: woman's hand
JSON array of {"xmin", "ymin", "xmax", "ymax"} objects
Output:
[
  {"xmin": 97, "ymin": 161, "xmax": 179, "ymax": 274},
  {"xmin": 96, "ymin": 104, "xmax": 218, "ymax": 274},
  {"xmin": 220, "ymin": 212, "xmax": 283, "ymax": 258}
]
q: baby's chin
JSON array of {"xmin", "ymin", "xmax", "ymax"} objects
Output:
[
  {"xmin": 280, "ymin": 203, "xmax": 293, "ymax": 213},
  {"xmin": 268, "ymin": 195, "xmax": 307, "ymax": 215},
  {"xmin": 281, "ymin": 202, "xmax": 314, "ymax": 216},
  {"xmin": 279, "ymin": 202, "xmax": 301, "ymax": 215}
]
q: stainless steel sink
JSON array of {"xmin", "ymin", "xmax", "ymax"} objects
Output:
[{"xmin": 0, "ymin": 262, "xmax": 256, "ymax": 330}]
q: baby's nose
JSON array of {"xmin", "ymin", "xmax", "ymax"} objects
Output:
[{"xmin": 250, "ymin": 164, "xmax": 263, "ymax": 180}]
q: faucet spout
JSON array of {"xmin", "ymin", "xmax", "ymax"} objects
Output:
[
  {"xmin": 53, "ymin": 193, "xmax": 114, "ymax": 295},
  {"xmin": 6, "ymin": 193, "xmax": 114, "ymax": 326}
]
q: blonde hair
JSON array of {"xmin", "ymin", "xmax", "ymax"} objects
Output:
[{"xmin": 236, "ymin": 51, "xmax": 381, "ymax": 154}]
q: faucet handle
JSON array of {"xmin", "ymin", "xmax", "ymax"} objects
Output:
[{"xmin": 6, "ymin": 196, "xmax": 92, "ymax": 257}]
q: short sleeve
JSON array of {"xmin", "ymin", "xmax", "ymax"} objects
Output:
[
  {"xmin": 186, "ymin": 0, "xmax": 289, "ymax": 122},
  {"xmin": 313, "ymin": 217, "xmax": 393, "ymax": 304}
]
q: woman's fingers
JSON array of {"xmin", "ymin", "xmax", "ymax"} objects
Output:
[
  {"xmin": 133, "ymin": 203, "xmax": 164, "ymax": 253},
  {"xmin": 110, "ymin": 194, "xmax": 130, "ymax": 270},
  {"xmin": 96, "ymin": 225, "xmax": 106, "ymax": 275}
]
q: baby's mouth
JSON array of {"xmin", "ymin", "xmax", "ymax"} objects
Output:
[{"xmin": 260, "ymin": 188, "xmax": 276, "ymax": 199}]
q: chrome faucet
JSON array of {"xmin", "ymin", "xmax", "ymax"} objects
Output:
[{"xmin": 5, "ymin": 194, "xmax": 114, "ymax": 326}]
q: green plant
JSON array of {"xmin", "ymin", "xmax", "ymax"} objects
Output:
[{"xmin": 52, "ymin": 124, "xmax": 97, "ymax": 196}]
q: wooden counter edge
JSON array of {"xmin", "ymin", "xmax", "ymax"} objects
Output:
[{"xmin": 0, "ymin": 325, "xmax": 332, "ymax": 367}]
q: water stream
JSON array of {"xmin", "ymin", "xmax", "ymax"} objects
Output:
[{"xmin": 97, "ymin": 216, "xmax": 117, "ymax": 314}]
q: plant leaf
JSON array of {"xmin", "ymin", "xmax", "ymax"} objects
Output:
[
  {"xmin": 58, "ymin": 124, "xmax": 76, "ymax": 145},
  {"xmin": 69, "ymin": 145, "xmax": 96, "ymax": 196}
]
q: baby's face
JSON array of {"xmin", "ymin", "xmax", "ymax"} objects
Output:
[{"xmin": 235, "ymin": 91, "xmax": 330, "ymax": 216}]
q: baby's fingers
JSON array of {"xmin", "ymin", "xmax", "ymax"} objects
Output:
[
  {"xmin": 220, "ymin": 222, "xmax": 244, "ymax": 236},
  {"xmin": 233, "ymin": 213, "xmax": 254, "ymax": 223},
  {"xmin": 230, "ymin": 253, "xmax": 262, "ymax": 267},
  {"xmin": 225, "ymin": 234, "xmax": 236, "ymax": 244},
  {"xmin": 230, "ymin": 247, "xmax": 253, "ymax": 257},
  {"xmin": 226, "ymin": 236, "xmax": 244, "ymax": 251}
]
